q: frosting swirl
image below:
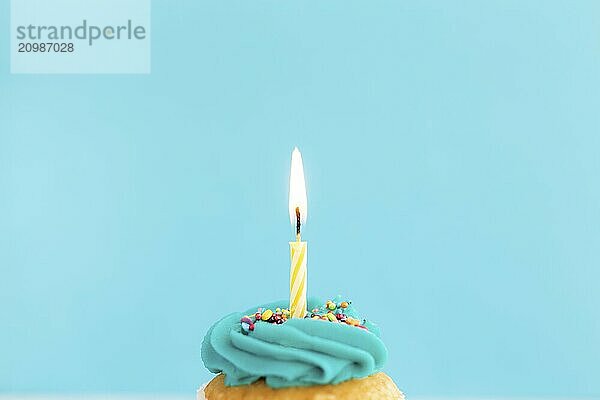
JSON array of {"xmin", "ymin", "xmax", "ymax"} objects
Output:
[{"xmin": 201, "ymin": 297, "xmax": 387, "ymax": 388}]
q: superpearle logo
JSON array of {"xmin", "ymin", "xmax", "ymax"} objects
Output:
[{"xmin": 11, "ymin": 0, "xmax": 151, "ymax": 74}]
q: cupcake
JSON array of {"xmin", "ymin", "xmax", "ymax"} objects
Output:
[{"xmin": 199, "ymin": 296, "xmax": 404, "ymax": 399}]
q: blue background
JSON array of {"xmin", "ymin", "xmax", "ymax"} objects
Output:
[{"xmin": 1, "ymin": 0, "xmax": 599, "ymax": 397}]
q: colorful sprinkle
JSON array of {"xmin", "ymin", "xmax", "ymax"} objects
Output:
[
  {"xmin": 241, "ymin": 322, "xmax": 250, "ymax": 334},
  {"xmin": 261, "ymin": 309, "xmax": 274, "ymax": 321}
]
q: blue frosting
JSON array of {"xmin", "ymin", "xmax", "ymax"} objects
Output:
[{"xmin": 201, "ymin": 297, "xmax": 388, "ymax": 388}]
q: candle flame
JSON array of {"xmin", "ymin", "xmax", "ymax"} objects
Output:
[{"xmin": 289, "ymin": 147, "xmax": 307, "ymax": 226}]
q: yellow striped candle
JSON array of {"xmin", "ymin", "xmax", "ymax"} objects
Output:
[
  {"xmin": 288, "ymin": 147, "xmax": 308, "ymax": 318},
  {"xmin": 289, "ymin": 240, "xmax": 307, "ymax": 318}
]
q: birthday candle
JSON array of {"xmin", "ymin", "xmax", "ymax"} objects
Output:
[
  {"xmin": 289, "ymin": 239, "xmax": 307, "ymax": 319},
  {"xmin": 288, "ymin": 147, "xmax": 308, "ymax": 318}
]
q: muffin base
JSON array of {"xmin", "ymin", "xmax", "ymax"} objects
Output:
[{"xmin": 200, "ymin": 372, "xmax": 404, "ymax": 400}]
